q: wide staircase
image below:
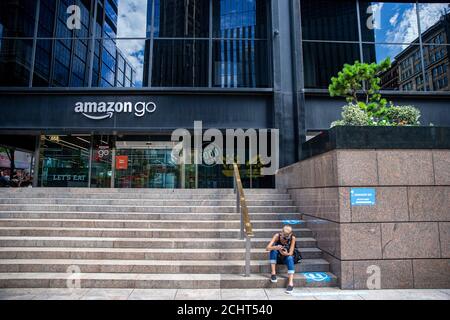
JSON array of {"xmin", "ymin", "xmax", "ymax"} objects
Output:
[{"xmin": 0, "ymin": 188, "xmax": 337, "ymax": 289}]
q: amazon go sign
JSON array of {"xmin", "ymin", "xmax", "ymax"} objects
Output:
[{"xmin": 74, "ymin": 101, "xmax": 157, "ymax": 120}]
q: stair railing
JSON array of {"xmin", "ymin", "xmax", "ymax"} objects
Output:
[{"xmin": 233, "ymin": 163, "xmax": 254, "ymax": 277}]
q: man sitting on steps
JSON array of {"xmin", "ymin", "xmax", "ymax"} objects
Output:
[{"xmin": 265, "ymin": 225, "xmax": 301, "ymax": 295}]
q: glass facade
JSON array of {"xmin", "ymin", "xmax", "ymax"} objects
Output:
[
  {"xmin": 0, "ymin": 0, "xmax": 137, "ymax": 88},
  {"xmin": 144, "ymin": 0, "xmax": 270, "ymax": 87},
  {"xmin": 0, "ymin": 0, "xmax": 270, "ymax": 88},
  {"xmin": 36, "ymin": 134, "xmax": 272, "ymax": 189},
  {"xmin": 301, "ymin": 0, "xmax": 450, "ymax": 92}
]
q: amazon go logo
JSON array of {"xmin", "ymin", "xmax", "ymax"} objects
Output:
[{"xmin": 74, "ymin": 101, "xmax": 157, "ymax": 120}]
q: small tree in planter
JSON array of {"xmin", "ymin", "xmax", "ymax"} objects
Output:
[{"xmin": 329, "ymin": 58, "xmax": 421, "ymax": 127}]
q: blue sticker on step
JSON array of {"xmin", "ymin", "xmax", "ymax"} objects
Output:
[
  {"xmin": 282, "ymin": 220, "xmax": 303, "ymax": 225},
  {"xmin": 302, "ymin": 272, "xmax": 332, "ymax": 283}
]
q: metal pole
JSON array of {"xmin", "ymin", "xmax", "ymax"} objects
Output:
[
  {"xmin": 416, "ymin": 1, "xmax": 428, "ymax": 92},
  {"xmin": 240, "ymin": 207, "xmax": 244, "ymax": 240},
  {"xmin": 244, "ymin": 236, "xmax": 251, "ymax": 277}
]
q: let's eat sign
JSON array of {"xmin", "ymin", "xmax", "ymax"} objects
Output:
[{"xmin": 351, "ymin": 188, "xmax": 376, "ymax": 206}]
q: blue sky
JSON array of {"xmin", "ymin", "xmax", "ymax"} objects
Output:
[{"xmin": 366, "ymin": 2, "xmax": 450, "ymax": 62}]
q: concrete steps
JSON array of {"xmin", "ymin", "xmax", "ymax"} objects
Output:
[
  {"xmin": 0, "ymin": 198, "xmax": 295, "ymax": 206},
  {"xmin": 0, "ymin": 272, "xmax": 338, "ymax": 289},
  {"xmin": 0, "ymin": 237, "xmax": 318, "ymax": 249},
  {"xmin": 0, "ymin": 227, "xmax": 313, "ymax": 238},
  {"xmin": 0, "ymin": 188, "xmax": 337, "ymax": 289},
  {"xmin": 0, "ymin": 219, "xmax": 305, "ymax": 229},
  {"xmin": 0, "ymin": 259, "xmax": 331, "ymax": 273},
  {"xmin": 0, "ymin": 212, "xmax": 302, "ymax": 221},
  {"xmin": 0, "ymin": 248, "xmax": 324, "ymax": 260},
  {"xmin": 0, "ymin": 204, "xmax": 299, "ymax": 213}
]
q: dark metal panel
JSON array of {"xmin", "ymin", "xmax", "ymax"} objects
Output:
[{"xmin": 0, "ymin": 92, "xmax": 273, "ymax": 132}]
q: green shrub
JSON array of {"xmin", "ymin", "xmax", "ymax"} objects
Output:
[
  {"xmin": 331, "ymin": 104, "xmax": 371, "ymax": 127},
  {"xmin": 386, "ymin": 106, "xmax": 421, "ymax": 126},
  {"xmin": 329, "ymin": 59, "xmax": 424, "ymax": 128}
]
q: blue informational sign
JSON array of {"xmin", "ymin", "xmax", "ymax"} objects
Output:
[{"xmin": 351, "ymin": 188, "xmax": 376, "ymax": 206}]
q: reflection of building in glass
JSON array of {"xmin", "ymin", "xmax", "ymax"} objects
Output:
[
  {"xmin": 144, "ymin": 0, "xmax": 210, "ymax": 87},
  {"xmin": 143, "ymin": 0, "xmax": 269, "ymax": 88},
  {"xmin": 302, "ymin": 0, "xmax": 376, "ymax": 89},
  {"xmin": 379, "ymin": 60, "xmax": 399, "ymax": 90},
  {"xmin": 212, "ymin": 0, "xmax": 268, "ymax": 88},
  {"xmin": 0, "ymin": 0, "xmax": 135, "ymax": 87},
  {"xmin": 381, "ymin": 12, "xmax": 449, "ymax": 92}
]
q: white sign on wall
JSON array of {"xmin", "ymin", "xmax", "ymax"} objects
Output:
[{"xmin": 74, "ymin": 101, "xmax": 157, "ymax": 120}]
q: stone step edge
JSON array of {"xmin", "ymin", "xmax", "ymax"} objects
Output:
[
  {"xmin": 0, "ymin": 247, "xmax": 322, "ymax": 253},
  {"xmin": 0, "ymin": 259, "xmax": 329, "ymax": 266},
  {"xmin": 0, "ymin": 272, "xmax": 337, "ymax": 281},
  {"xmin": 0, "ymin": 219, "xmax": 304, "ymax": 223},
  {"xmin": 0, "ymin": 236, "xmax": 317, "ymax": 242},
  {"xmin": 0, "ymin": 227, "xmax": 310, "ymax": 232},
  {"xmin": 0, "ymin": 211, "xmax": 302, "ymax": 215}
]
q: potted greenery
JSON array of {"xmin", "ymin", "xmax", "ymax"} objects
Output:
[{"xmin": 329, "ymin": 58, "xmax": 421, "ymax": 127}]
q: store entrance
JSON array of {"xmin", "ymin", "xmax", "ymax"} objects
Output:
[
  {"xmin": 36, "ymin": 134, "xmax": 273, "ymax": 189},
  {"xmin": 114, "ymin": 141, "xmax": 182, "ymax": 189}
]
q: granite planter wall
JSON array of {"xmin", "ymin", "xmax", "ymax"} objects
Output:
[{"xmin": 276, "ymin": 127, "xmax": 450, "ymax": 289}]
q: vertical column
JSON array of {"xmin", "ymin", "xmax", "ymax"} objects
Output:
[
  {"xmin": 110, "ymin": 147, "xmax": 116, "ymax": 189},
  {"xmin": 291, "ymin": 0, "xmax": 307, "ymax": 160},
  {"xmin": 32, "ymin": 135, "xmax": 41, "ymax": 188},
  {"xmin": 29, "ymin": 0, "xmax": 41, "ymax": 87},
  {"xmin": 208, "ymin": 0, "xmax": 213, "ymax": 88},
  {"xmin": 88, "ymin": 0, "xmax": 99, "ymax": 87},
  {"xmin": 87, "ymin": 135, "xmax": 94, "ymax": 188},
  {"xmin": 271, "ymin": 0, "xmax": 298, "ymax": 167},
  {"xmin": 147, "ymin": 0, "xmax": 156, "ymax": 87}
]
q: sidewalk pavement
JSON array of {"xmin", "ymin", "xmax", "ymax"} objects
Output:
[{"xmin": 0, "ymin": 288, "xmax": 449, "ymax": 300}]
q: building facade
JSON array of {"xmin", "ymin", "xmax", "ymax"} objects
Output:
[{"xmin": 0, "ymin": 0, "xmax": 449, "ymax": 189}]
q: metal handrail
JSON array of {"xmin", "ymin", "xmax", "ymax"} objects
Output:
[{"xmin": 233, "ymin": 163, "xmax": 254, "ymax": 277}]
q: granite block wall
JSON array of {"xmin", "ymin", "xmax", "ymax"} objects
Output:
[{"xmin": 277, "ymin": 149, "xmax": 450, "ymax": 289}]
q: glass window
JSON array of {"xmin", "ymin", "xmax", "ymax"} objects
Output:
[
  {"xmin": 423, "ymin": 45, "xmax": 449, "ymax": 91},
  {"xmin": 151, "ymin": 0, "xmax": 210, "ymax": 38},
  {"xmin": 0, "ymin": 0, "xmax": 37, "ymax": 38},
  {"xmin": 419, "ymin": 3, "xmax": 450, "ymax": 45},
  {"xmin": 303, "ymin": 42, "xmax": 361, "ymax": 89},
  {"xmin": 0, "ymin": 39, "xmax": 33, "ymax": 87},
  {"xmin": 33, "ymin": 40, "xmax": 53, "ymax": 86},
  {"xmin": 116, "ymin": 39, "xmax": 145, "ymax": 87},
  {"xmin": 38, "ymin": 135, "xmax": 90, "ymax": 188},
  {"xmin": 359, "ymin": 1, "xmax": 419, "ymax": 47},
  {"xmin": 213, "ymin": 0, "xmax": 268, "ymax": 39},
  {"xmin": 151, "ymin": 39, "xmax": 208, "ymax": 87},
  {"xmin": 302, "ymin": 0, "xmax": 359, "ymax": 41},
  {"xmin": 365, "ymin": 43, "xmax": 424, "ymax": 91},
  {"xmin": 212, "ymin": 39, "xmax": 269, "ymax": 88}
]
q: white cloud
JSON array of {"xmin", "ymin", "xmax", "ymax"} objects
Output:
[
  {"xmin": 418, "ymin": 3, "xmax": 450, "ymax": 34},
  {"xmin": 116, "ymin": 0, "xmax": 149, "ymax": 86},
  {"xmin": 389, "ymin": 12, "xmax": 399, "ymax": 26},
  {"xmin": 386, "ymin": 3, "xmax": 450, "ymax": 47},
  {"xmin": 385, "ymin": 6, "xmax": 418, "ymax": 46}
]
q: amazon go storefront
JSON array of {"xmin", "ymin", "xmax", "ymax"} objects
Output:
[{"xmin": 0, "ymin": 89, "xmax": 277, "ymax": 189}]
